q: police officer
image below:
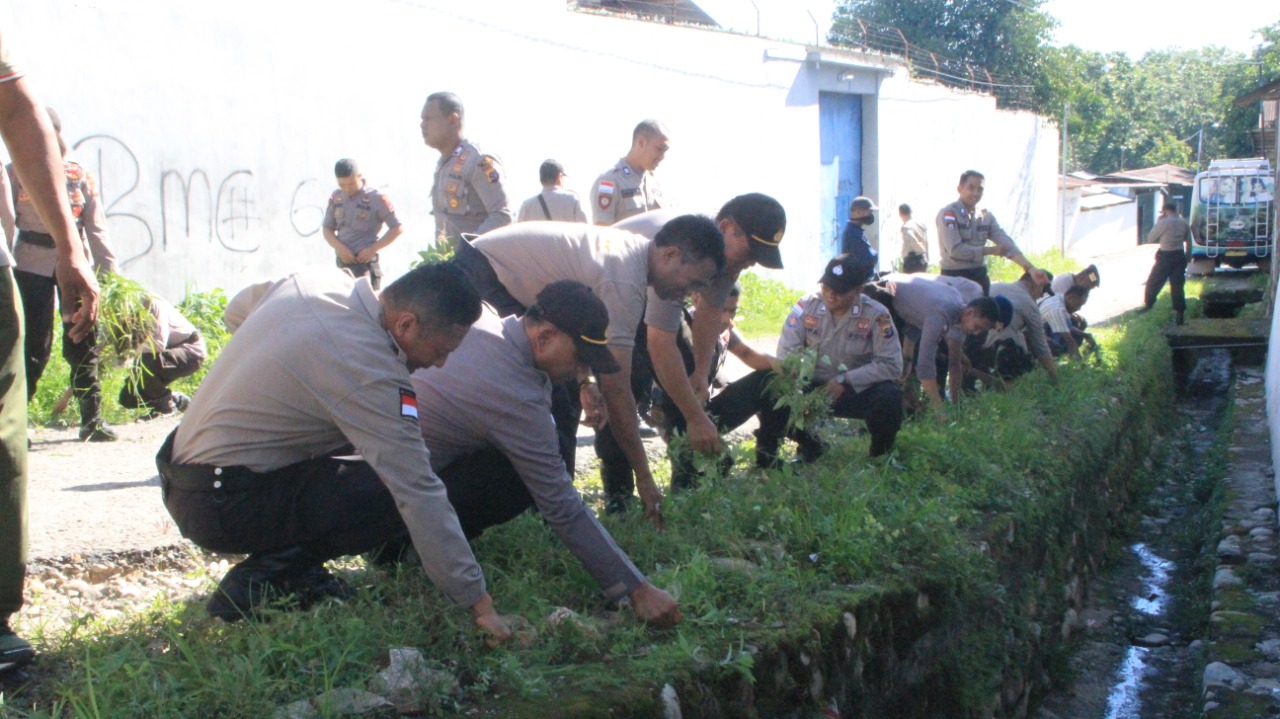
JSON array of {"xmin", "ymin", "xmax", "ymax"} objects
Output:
[
  {"xmin": 982, "ymin": 272, "xmax": 1057, "ymax": 380},
  {"xmin": 1143, "ymin": 202, "xmax": 1192, "ymax": 325},
  {"xmin": 517, "ymin": 159, "xmax": 588, "ymax": 223},
  {"xmin": 156, "ymin": 263, "xmax": 511, "ymax": 643},
  {"xmin": 9, "ymin": 107, "xmax": 118, "ymax": 442},
  {"xmin": 613, "ymin": 194, "xmax": 786, "ymax": 481},
  {"xmin": 1, "ymin": 31, "xmax": 102, "ymax": 673},
  {"xmin": 321, "ymin": 158, "xmax": 403, "ymax": 290},
  {"xmin": 841, "ymin": 196, "xmax": 878, "ymax": 273},
  {"xmin": 589, "ymin": 120, "xmax": 668, "ymax": 226},
  {"xmin": 758, "ymin": 254, "xmax": 905, "ymax": 463},
  {"xmin": 419, "ymin": 92, "xmax": 511, "ymax": 246},
  {"xmin": 450, "ymin": 216, "xmax": 725, "ymax": 526},
  {"xmin": 410, "ymin": 281, "xmax": 680, "ymax": 628},
  {"xmin": 871, "ymin": 273, "xmax": 1004, "ymax": 418},
  {"xmin": 117, "ymin": 293, "xmax": 205, "ymax": 417},
  {"xmin": 898, "ymin": 203, "xmax": 929, "ymax": 273},
  {"xmin": 936, "ymin": 170, "xmax": 1048, "ymax": 294}
]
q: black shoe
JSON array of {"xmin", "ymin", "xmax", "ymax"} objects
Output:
[
  {"xmin": 0, "ymin": 621, "xmax": 34, "ymax": 673},
  {"xmin": 604, "ymin": 494, "xmax": 630, "ymax": 516},
  {"xmin": 78, "ymin": 420, "xmax": 117, "ymax": 442},
  {"xmin": 1175, "ymin": 311, "xmax": 1185, "ymax": 326},
  {"xmin": 172, "ymin": 392, "xmax": 191, "ymax": 413},
  {"xmin": 206, "ymin": 547, "xmax": 341, "ymax": 622}
]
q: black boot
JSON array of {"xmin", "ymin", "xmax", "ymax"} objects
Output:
[
  {"xmin": 207, "ymin": 546, "xmax": 350, "ymax": 621},
  {"xmin": 0, "ymin": 617, "xmax": 34, "ymax": 673}
]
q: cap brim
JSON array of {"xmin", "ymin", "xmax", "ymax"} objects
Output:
[
  {"xmin": 578, "ymin": 342, "xmax": 622, "ymax": 374},
  {"xmin": 750, "ymin": 241, "xmax": 784, "ymax": 270}
]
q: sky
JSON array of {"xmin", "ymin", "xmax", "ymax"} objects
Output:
[
  {"xmin": 1042, "ymin": 0, "xmax": 1276, "ymax": 58},
  {"xmin": 696, "ymin": 1, "xmax": 1275, "ymax": 60}
]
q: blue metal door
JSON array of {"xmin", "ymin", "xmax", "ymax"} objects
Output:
[{"xmin": 819, "ymin": 92, "xmax": 863, "ymax": 259}]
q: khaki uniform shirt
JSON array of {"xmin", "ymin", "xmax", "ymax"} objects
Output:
[
  {"xmin": 612, "ymin": 209, "xmax": 735, "ymax": 333},
  {"xmin": 9, "ymin": 161, "xmax": 116, "ymax": 277},
  {"xmin": 472, "ymin": 222, "xmax": 651, "ymax": 350},
  {"xmin": 936, "ymin": 200, "xmax": 1026, "ymax": 271},
  {"xmin": 881, "ymin": 274, "xmax": 968, "ymax": 382},
  {"xmin": 900, "ymin": 218, "xmax": 928, "ymax": 260},
  {"xmin": 173, "ymin": 268, "xmax": 486, "ymax": 607},
  {"xmin": 1147, "ymin": 214, "xmax": 1192, "ymax": 252},
  {"xmin": 589, "ymin": 158, "xmax": 663, "ymax": 225},
  {"xmin": 322, "ymin": 184, "xmax": 401, "ymax": 255},
  {"xmin": 431, "ymin": 139, "xmax": 512, "ymax": 240},
  {"xmin": 412, "ymin": 311, "xmax": 645, "ymax": 599},
  {"xmin": 988, "ymin": 281, "xmax": 1051, "ymax": 361},
  {"xmin": 517, "ymin": 187, "xmax": 588, "ymax": 223},
  {"xmin": 778, "ymin": 292, "xmax": 903, "ymax": 390}
]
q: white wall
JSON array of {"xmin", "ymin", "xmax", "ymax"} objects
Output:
[
  {"xmin": 7, "ymin": 0, "xmax": 1059, "ymax": 299},
  {"xmin": 873, "ymin": 77, "xmax": 1061, "ymax": 269},
  {"xmin": 1065, "ymin": 204, "xmax": 1137, "ymax": 259}
]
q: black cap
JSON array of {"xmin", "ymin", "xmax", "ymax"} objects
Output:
[
  {"xmin": 1084, "ymin": 263, "xmax": 1100, "ymax": 288},
  {"xmin": 721, "ymin": 193, "xmax": 786, "ymax": 270},
  {"xmin": 820, "ymin": 254, "xmax": 875, "ymax": 294},
  {"xmin": 992, "ymin": 295, "xmax": 1015, "ymax": 331},
  {"xmin": 539, "ymin": 159, "xmax": 565, "ymax": 185},
  {"xmin": 849, "ymin": 196, "xmax": 878, "ymax": 214},
  {"xmin": 530, "ymin": 281, "xmax": 621, "ymax": 374}
]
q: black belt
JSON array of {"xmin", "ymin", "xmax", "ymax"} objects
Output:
[
  {"xmin": 156, "ymin": 430, "xmax": 258, "ymax": 493},
  {"xmin": 17, "ymin": 230, "xmax": 55, "ymax": 249}
]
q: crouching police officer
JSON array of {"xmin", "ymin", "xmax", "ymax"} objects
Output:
[
  {"xmin": 410, "ymin": 281, "xmax": 681, "ymax": 628},
  {"xmin": 757, "ymin": 254, "xmax": 905, "ymax": 464},
  {"xmin": 155, "ymin": 263, "xmax": 511, "ymax": 644}
]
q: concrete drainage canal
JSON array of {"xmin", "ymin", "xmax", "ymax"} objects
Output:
[{"xmin": 1039, "ymin": 348, "xmax": 1263, "ymax": 719}]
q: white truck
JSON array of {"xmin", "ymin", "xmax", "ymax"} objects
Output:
[{"xmin": 1188, "ymin": 158, "xmax": 1275, "ymax": 274}]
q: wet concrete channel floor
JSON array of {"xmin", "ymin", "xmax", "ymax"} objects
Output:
[{"xmin": 1039, "ymin": 351, "xmax": 1279, "ymax": 719}]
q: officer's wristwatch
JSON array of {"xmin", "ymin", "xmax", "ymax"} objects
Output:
[{"xmin": 835, "ymin": 372, "xmax": 847, "ymax": 386}]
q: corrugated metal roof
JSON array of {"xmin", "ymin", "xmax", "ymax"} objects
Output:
[{"xmin": 1098, "ymin": 164, "xmax": 1195, "ymax": 186}]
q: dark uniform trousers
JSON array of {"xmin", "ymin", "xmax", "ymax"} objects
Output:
[
  {"xmin": 13, "ymin": 247, "xmax": 105, "ymax": 426},
  {"xmin": 756, "ymin": 379, "xmax": 904, "ymax": 461},
  {"xmin": 0, "ymin": 267, "xmax": 29, "ymax": 619},
  {"xmin": 337, "ymin": 256, "xmax": 382, "ymax": 291},
  {"xmin": 1144, "ymin": 249, "xmax": 1187, "ymax": 312},
  {"xmin": 964, "ymin": 334, "xmax": 1033, "ymax": 382},
  {"xmin": 351, "ymin": 449, "xmax": 536, "ymax": 566},
  {"xmin": 119, "ymin": 331, "xmax": 205, "ymax": 413},
  {"xmin": 155, "ymin": 432, "xmax": 408, "ymax": 570},
  {"xmin": 942, "ymin": 266, "xmax": 990, "ymax": 296},
  {"xmin": 653, "ymin": 368, "xmax": 777, "ymax": 491}
]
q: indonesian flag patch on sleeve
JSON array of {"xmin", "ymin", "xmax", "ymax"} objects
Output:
[
  {"xmin": 399, "ymin": 388, "xmax": 418, "ymax": 420},
  {"xmin": 943, "ymin": 212, "xmax": 957, "ymax": 229}
]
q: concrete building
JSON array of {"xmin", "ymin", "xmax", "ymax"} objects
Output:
[{"xmin": 7, "ymin": 0, "xmax": 1059, "ymax": 299}]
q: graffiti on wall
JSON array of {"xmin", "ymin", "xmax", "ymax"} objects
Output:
[{"xmin": 73, "ymin": 134, "xmax": 332, "ymax": 267}]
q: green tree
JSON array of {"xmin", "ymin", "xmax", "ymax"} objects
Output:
[{"xmin": 830, "ymin": 0, "xmax": 1057, "ymax": 110}]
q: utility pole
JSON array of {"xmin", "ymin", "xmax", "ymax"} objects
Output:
[
  {"xmin": 1197, "ymin": 124, "xmax": 1204, "ymax": 171},
  {"xmin": 1061, "ymin": 101, "xmax": 1069, "ymax": 255}
]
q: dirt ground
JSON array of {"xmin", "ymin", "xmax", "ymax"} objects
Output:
[{"xmin": 24, "ymin": 244, "xmax": 1158, "ymax": 561}]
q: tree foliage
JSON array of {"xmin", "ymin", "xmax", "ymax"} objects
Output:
[{"xmin": 831, "ymin": 2, "xmax": 1280, "ymax": 175}]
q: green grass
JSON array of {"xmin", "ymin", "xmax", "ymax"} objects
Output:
[
  {"xmin": 987, "ymin": 250, "xmax": 1086, "ymax": 284},
  {"xmin": 5, "ymin": 292, "xmax": 1177, "ymax": 717},
  {"xmin": 26, "ymin": 279, "xmax": 229, "ymax": 427},
  {"xmin": 733, "ymin": 272, "xmax": 802, "ymax": 339}
]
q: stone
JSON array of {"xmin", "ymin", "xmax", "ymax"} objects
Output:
[
  {"xmin": 660, "ymin": 683, "xmax": 682, "ymax": 719},
  {"xmin": 1136, "ymin": 633, "xmax": 1169, "ymax": 647},
  {"xmin": 1203, "ymin": 662, "xmax": 1245, "ymax": 691},
  {"xmin": 709, "ymin": 557, "xmax": 758, "ymax": 574},
  {"xmin": 1252, "ymin": 662, "xmax": 1280, "ymax": 679},
  {"xmin": 1217, "ymin": 537, "xmax": 1245, "ymax": 561},
  {"xmin": 842, "ymin": 612, "xmax": 857, "ymax": 641},
  {"xmin": 1249, "ymin": 527, "xmax": 1274, "ymax": 538},
  {"xmin": 1248, "ymin": 552, "xmax": 1277, "ymax": 566},
  {"xmin": 272, "ymin": 699, "xmax": 318, "ymax": 719},
  {"xmin": 367, "ymin": 647, "xmax": 458, "ymax": 714},
  {"xmin": 1256, "ymin": 639, "xmax": 1280, "ymax": 661},
  {"xmin": 1249, "ymin": 678, "xmax": 1280, "ymax": 694},
  {"xmin": 311, "ymin": 688, "xmax": 397, "ymax": 718},
  {"xmin": 1213, "ymin": 567, "xmax": 1244, "ymax": 589}
]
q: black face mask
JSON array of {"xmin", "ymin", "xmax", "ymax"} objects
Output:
[{"xmin": 856, "ymin": 215, "xmax": 875, "ymax": 227}]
